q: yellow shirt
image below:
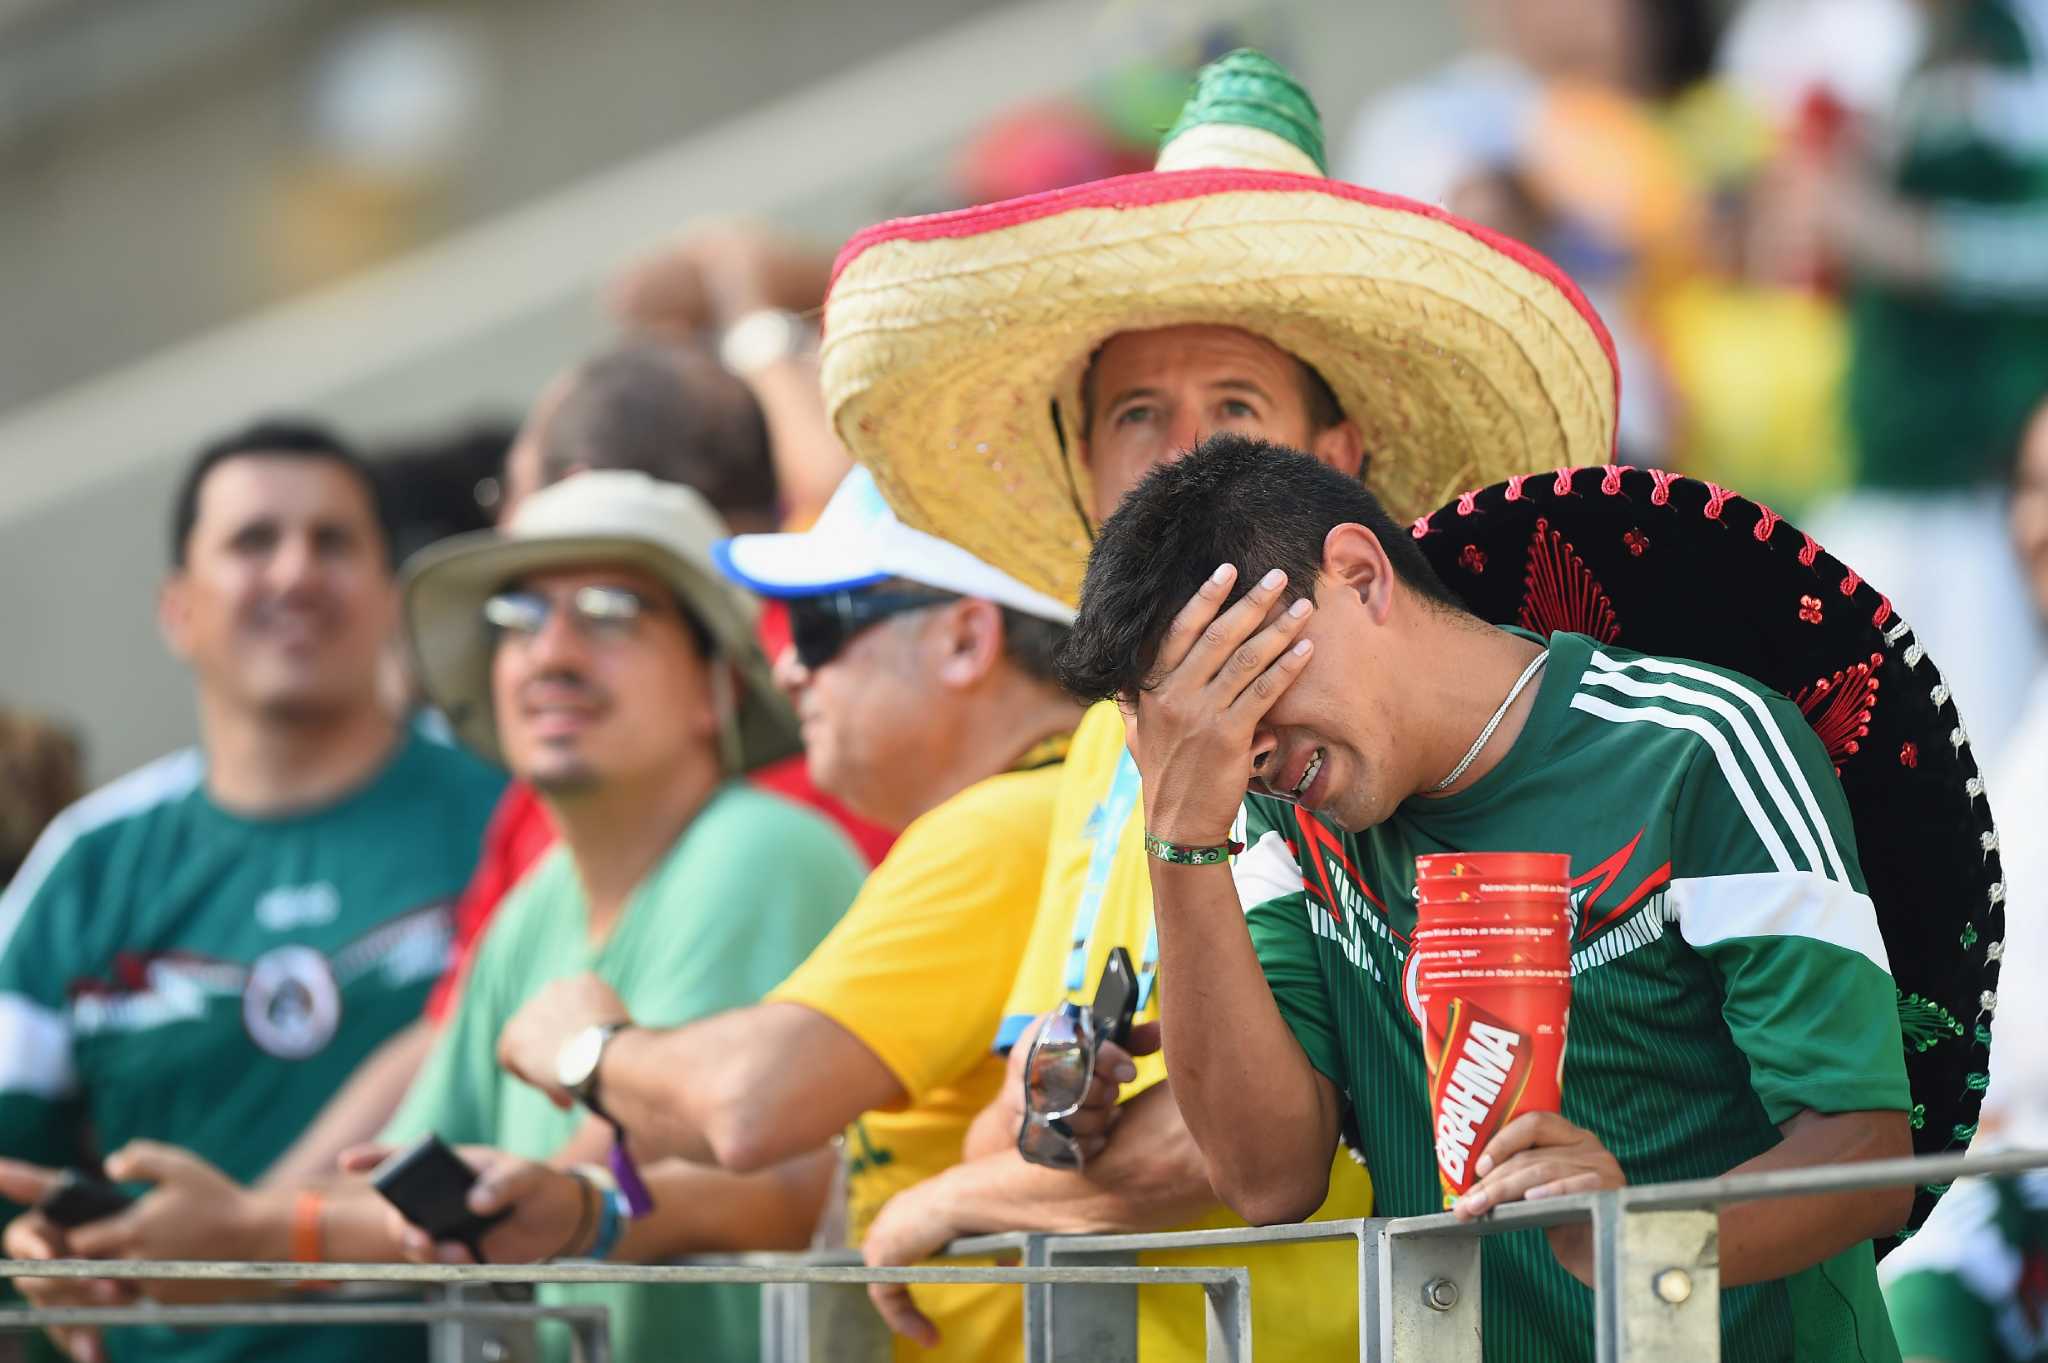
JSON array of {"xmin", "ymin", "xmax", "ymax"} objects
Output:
[
  {"xmin": 770, "ymin": 754, "xmax": 1065, "ymax": 1363},
  {"xmin": 999, "ymin": 701, "xmax": 1370, "ymax": 1361}
]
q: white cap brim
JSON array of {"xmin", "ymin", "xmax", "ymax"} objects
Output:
[{"xmin": 715, "ymin": 469, "xmax": 1074, "ymax": 624}]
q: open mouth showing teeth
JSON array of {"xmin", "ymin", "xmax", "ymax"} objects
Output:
[{"xmin": 1292, "ymin": 748, "xmax": 1325, "ymax": 799}]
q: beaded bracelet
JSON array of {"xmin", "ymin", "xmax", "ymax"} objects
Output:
[{"xmin": 1142, "ymin": 832, "xmax": 1245, "ymax": 866}]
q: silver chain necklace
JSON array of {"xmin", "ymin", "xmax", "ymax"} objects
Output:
[{"xmin": 1426, "ymin": 649, "xmax": 1549, "ymax": 794}]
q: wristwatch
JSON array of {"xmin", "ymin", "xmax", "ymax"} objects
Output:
[
  {"xmin": 717, "ymin": 308, "xmax": 809, "ymax": 376},
  {"xmin": 557, "ymin": 1022, "xmax": 632, "ymax": 1111}
]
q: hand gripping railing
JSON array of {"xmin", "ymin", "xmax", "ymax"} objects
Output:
[{"xmin": 4, "ymin": 1148, "xmax": 2046, "ymax": 1363}]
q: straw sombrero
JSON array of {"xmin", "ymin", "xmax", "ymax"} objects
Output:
[
  {"xmin": 404, "ymin": 470, "xmax": 800, "ymax": 774},
  {"xmin": 1412, "ymin": 466, "xmax": 2005, "ymax": 1246},
  {"xmin": 821, "ymin": 50, "xmax": 1621, "ymax": 605}
]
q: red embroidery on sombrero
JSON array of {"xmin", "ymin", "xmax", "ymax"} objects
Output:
[
  {"xmin": 1798, "ymin": 533, "xmax": 1822, "ymax": 568},
  {"xmin": 1872, "ymin": 596, "xmax": 1894, "ymax": 629},
  {"xmin": 1600, "ymin": 465, "xmax": 1624, "ymax": 497},
  {"xmin": 1752, "ymin": 504, "xmax": 1782, "ymax": 542},
  {"xmin": 1702, "ymin": 483, "xmax": 1733, "ymax": 520},
  {"xmin": 1504, "ymin": 474, "xmax": 1529, "ymax": 502},
  {"xmin": 1411, "ymin": 515, "xmax": 1431, "ymax": 540},
  {"xmin": 1793, "ymin": 653, "xmax": 1883, "ymax": 774},
  {"xmin": 1648, "ymin": 469, "xmax": 1678, "ymax": 506},
  {"xmin": 1799, "ymin": 595, "xmax": 1825, "ymax": 625},
  {"xmin": 1459, "ymin": 544, "xmax": 1487, "ymax": 574},
  {"xmin": 1519, "ymin": 518, "xmax": 1620, "ymax": 644},
  {"xmin": 1552, "ymin": 467, "xmax": 1576, "ymax": 496},
  {"xmin": 1839, "ymin": 567, "xmax": 1863, "ymax": 597},
  {"xmin": 1456, "ymin": 490, "xmax": 1480, "ymax": 517},
  {"xmin": 1900, "ymin": 741, "xmax": 1919, "ymax": 769},
  {"xmin": 1623, "ymin": 530, "xmax": 1648, "ymax": 557}
]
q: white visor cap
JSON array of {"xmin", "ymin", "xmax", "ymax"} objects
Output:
[{"xmin": 714, "ymin": 467, "xmax": 1075, "ymax": 625}]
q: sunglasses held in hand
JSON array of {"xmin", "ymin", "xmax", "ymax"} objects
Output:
[{"xmin": 1017, "ymin": 947, "xmax": 1139, "ymax": 1171}]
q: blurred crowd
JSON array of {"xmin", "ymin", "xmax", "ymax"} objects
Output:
[{"xmin": 1, "ymin": 3, "xmax": 2045, "ymax": 1362}]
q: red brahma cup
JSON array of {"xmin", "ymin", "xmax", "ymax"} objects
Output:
[{"xmin": 1412, "ymin": 851, "xmax": 1572, "ymax": 1208}]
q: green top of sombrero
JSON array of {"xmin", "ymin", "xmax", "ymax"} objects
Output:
[{"xmin": 1159, "ymin": 49, "xmax": 1328, "ymax": 174}]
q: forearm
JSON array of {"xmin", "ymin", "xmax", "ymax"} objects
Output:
[
  {"xmin": 1714, "ymin": 1109, "xmax": 1913, "ymax": 1287},
  {"xmin": 614, "ymin": 1148, "xmax": 834, "ymax": 1260},
  {"xmin": 598, "ymin": 1004, "xmax": 901, "ymax": 1171},
  {"xmin": 1150, "ymin": 862, "xmax": 1338, "ymax": 1221},
  {"xmin": 745, "ymin": 356, "xmax": 851, "ymax": 527},
  {"xmin": 260, "ymin": 1021, "xmax": 435, "ymax": 1189},
  {"xmin": 918, "ymin": 1086, "xmax": 1218, "ymax": 1239}
]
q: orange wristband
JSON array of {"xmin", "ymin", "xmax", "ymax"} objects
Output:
[{"xmin": 291, "ymin": 1190, "xmax": 326, "ymax": 1264}]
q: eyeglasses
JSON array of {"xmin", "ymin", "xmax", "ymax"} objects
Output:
[
  {"xmin": 484, "ymin": 586, "xmax": 660, "ymax": 643},
  {"xmin": 785, "ymin": 588, "xmax": 958, "ymax": 670},
  {"xmin": 1015, "ymin": 1001, "xmax": 1098, "ymax": 1171}
]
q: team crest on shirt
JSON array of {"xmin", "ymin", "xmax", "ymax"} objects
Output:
[{"xmin": 243, "ymin": 945, "xmax": 342, "ymax": 1059}]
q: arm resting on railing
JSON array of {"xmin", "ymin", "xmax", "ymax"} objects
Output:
[
  {"xmin": 1707, "ymin": 1106, "xmax": 1913, "ymax": 1288},
  {"xmin": 1146, "ymin": 860, "xmax": 1344, "ymax": 1225}
]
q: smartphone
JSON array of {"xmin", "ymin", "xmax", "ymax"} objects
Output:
[
  {"xmin": 370, "ymin": 1135, "xmax": 508, "ymax": 1252},
  {"xmin": 1090, "ymin": 946, "xmax": 1139, "ymax": 1049},
  {"xmin": 37, "ymin": 1169, "xmax": 133, "ymax": 1229}
]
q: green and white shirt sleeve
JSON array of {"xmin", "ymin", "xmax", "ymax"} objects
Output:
[
  {"xmin": 1231, "ymin": 799, "xmax": 1348, "ymax": 1094},
  {"xmin": 1880, "ymin": 1171, "xmax": 2048, "ymax": 1363},
  {"xmin": 0, "ymin": 827, "xmax": 92, "ymax": 1179},
  {"xmin": 1617, "ymin": 657, "xmax": 1912, "ymax": 1122}
]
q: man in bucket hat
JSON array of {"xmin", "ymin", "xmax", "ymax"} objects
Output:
[
  {"xmin": 3, "ymin": 471, "xmax": 868, "ymax": 1363},
  {"xmin": 487, "ymin": 466, "xmax": 1085, "ymax": 1361},
  {"xmin": 810, "ymin": 48, "xmax": 1620, "ymax": 1359}
]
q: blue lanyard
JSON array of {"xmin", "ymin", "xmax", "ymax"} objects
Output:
[{"xmin": 1063, "ymin": 749, "xmax": 1159, "ymax": 1007}]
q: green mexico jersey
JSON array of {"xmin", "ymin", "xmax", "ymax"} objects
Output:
[
  {"xmin": 0, "ymin": 725, "xmax": 503, "ymax": 1363},
  {"xmin": 1235, "ymin": 630, "xmax": 1910, "ymax": 1363},
  {"xmin": 1881, "ymin": 1170, "xmax": 2048, "ymax": 1363}
]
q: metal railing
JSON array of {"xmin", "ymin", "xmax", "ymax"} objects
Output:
[{"xmin": 5, "ymin": 1148, "xmax": 2044, "ymax": 1362}]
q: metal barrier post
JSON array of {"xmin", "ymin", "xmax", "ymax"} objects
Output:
[
  {"xmin": 432, "ymin": 1283, "xmax": 540, "ymax": 1363},
  {"xmin": 1593, "ymin": 1202, "xmax": 1719, "ymax": 1363},
  {"xmin": 1378, "ymin": 1220, "xmax": 1481, "ymax": 1363},
  {"xmin": 1199, "ymin": 1267, "xmax": 1252, "ymax": 1363},
  {"xmin": 1041, "ymin": 1247, "xmax": 1138, "ymax": 1362},
  {"xmin": 1355, "ymin": 1218, "xmax": 1387, "ymax": 1363}
]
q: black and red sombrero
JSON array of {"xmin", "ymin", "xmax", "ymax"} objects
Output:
[{"xmin": 1412, "ymin": 465, "xmax": 2004, "ymax": 1245}]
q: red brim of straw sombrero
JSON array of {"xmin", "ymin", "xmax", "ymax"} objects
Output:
[
  {"xmin": 822, "ymin": 168, "xmax": 1620, "ymax": 606},
  {"xmin": 1412, "ymin": 465, "xmax": 2004, "ymax": 1248}
]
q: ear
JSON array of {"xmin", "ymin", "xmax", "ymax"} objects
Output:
[
  {"xmin": 157, "ymin": 575, "xmax": 194, "ymax": 662},
  {"xmin": 933, "ymin": 598, "xmax": 1005, "ymax": 690},
  {"xmin": 1305, "ymin": 421, "xmax": 1367, "ymax": 480},
  {"xmin": 1321, "ymin": 523, "xmax": 1396, "ymax": 625}
]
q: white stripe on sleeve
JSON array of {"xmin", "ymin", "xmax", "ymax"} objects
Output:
[
  {"xmin": 0, "ymin": 992, "xmax": 78, "ymax": 1099},
  {"xmin": 1667, "ymin": 870, "xmax": 1890, "ymax": 975},
  {"xmin": 1232, "ymin": 829, "xmax": 1305, "ymax": 915}
]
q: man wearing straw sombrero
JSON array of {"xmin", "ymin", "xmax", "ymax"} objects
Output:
[{"xmin": 810, "ymin": 49, "xmax": 1622, "ymax": 1357}]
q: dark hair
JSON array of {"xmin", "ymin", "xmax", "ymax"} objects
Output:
[
  {"xmin": 170, "ymin": 419, "xmax": 394, "ymax": 568},
  {"xmin": 997, "ymin": 608, "xmax": 1070, "ymax": 688},
  {"xmin": 1078, "ymin": 343, "xmax": 1346, "ymax": 436},
  {"xmin": 1055, "ymin": 433, "xmax": 1462, "ymax": 701},
  {"xmin": 374, "ymin": 419, "xmax": 517, "ymax": 562},
  {"xmin": 542, "ymin": 342, "xmax": 778, "ymax": 521}
]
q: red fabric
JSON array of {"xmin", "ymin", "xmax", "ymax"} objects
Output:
[
  {"xmin": 423, "ymin": 603, "xmax": 895, "ymax": 1022},
  {"xmin": 826, "ymin": 166, "xmax": 1621, "ymax": 455}
]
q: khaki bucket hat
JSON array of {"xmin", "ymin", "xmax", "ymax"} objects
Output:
[{"xmin": 403, "ymin": 470, "xmax": 798, "ymax": 772}]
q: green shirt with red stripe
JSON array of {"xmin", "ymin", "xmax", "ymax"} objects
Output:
[{"xmin": 1233, "ymin": 629, "xmax": 1910, "ymax": 1363}]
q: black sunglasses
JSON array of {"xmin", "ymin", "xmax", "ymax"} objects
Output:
[{"xmin": 786, "ymin": 588, "xmax": 958, "ymax": 670}]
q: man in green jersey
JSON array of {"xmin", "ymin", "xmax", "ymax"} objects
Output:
[
  {"xmin": 8, "ymin": 470, "xmax": 867, "ymax": 1363},
  {"xmin": 0, "ymin": 420, "xmax": 505, "ymax": 1363},
  {"xmin": 1054, "ymin": 435, "xmax": 1916, "ymax": 1362}
]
